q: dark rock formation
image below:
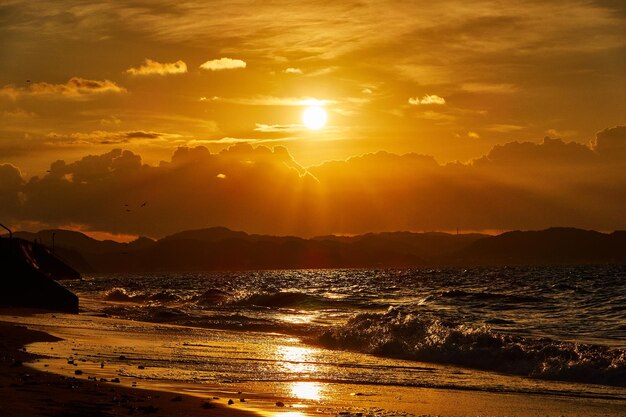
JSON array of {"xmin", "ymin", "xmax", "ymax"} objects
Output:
[{"xmin": 0, "ymin": 238, "xmax": 79, "ymax": 313}]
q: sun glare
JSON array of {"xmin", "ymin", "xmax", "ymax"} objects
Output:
[
  {"xmin": 302, "ymin": 106, "xmax": 327, "ymax": 130},
  {"xmin": 290, "ymin": 381, "xmax": 322, "ymax": 401}
]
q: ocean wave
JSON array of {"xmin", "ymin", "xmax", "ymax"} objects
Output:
[
  {"xmin": 230, "ymin": 291, "xmax": 346, "ymax": 309},
  {"xmin": 102, "ymin": 305, "xmax": 192, "ymax": 322},
  {"xmin": 104, "ymin": 288, "xmax": 145, "ymax": 303},
  {"xmin": 315, "ymin": 307, "xmax": 626, "ymax": 387},
  {"xmin": 192, "ymin": 288, "xmax": 230, "ymax": 306},
  {"xmin": 439, "ymin": 289, "xmax": 543, "ymax": 304},
  {"xmin": 101, "ymin": 304, "xmax": 318, "ymax": 335},
  {"xmin": 103, "ymin": 288, "xmax": 181, "ymax": 304}
]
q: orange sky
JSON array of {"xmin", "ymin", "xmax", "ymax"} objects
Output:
[{"xmin": 0, "ymin": 1, "xmax": 625, "ymax": 238}]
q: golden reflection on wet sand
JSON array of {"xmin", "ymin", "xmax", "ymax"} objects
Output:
[
  {"xmin": 289, "ymin": 381, "xmax": 322, "ymax": 401},
  {"xmin": 276, "ymin": 345, "xmax": 318, "ymax": 375},
  {"xmin": 275, "ymin": 345, "xmax": 324, "ymax": 402},
  {"xmin": 274, "ymin": 412, "xmax": 306, "ymax": 417}
]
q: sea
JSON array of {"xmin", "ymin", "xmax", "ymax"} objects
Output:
[{"xmin": 60, "ymin": 265, "xmax": 626, "ymax": 399}]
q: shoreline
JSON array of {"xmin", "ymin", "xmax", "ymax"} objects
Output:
[
  {"xmin": 0, "ymin": 311, "xmax": 258, "ymax": 417},
  {"xmin": 2, "ymin": 309, "xmax": 625, "ymax": 417}
]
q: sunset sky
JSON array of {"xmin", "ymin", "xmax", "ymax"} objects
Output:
[{"xmin": 1, "ymin": 1, "xmax": 625, "ymax": 239}]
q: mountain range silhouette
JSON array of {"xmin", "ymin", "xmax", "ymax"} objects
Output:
[{"xmin": 7, "ymin": 227, "xmax": 626, "ymax": 272}]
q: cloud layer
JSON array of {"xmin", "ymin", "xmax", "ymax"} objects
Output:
[
  {"xmin": 0, "ymin": 1, "xmax": 624, "ymax": 171},
  {"xmin": 1, "ymin": 78, "xmax": 126, "ymax": 99},
  {"xmin": 2, "ymin": 125, "xmax": 625, "ymax": 237}
]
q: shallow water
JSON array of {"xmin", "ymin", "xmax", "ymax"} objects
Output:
[
  {"xmin": 65, "ymin": 266, "xmax": 626, "ymax": 388},
  {"xmin": 10, "ymin": 313, "xmax": 626, "ymax": 417}
]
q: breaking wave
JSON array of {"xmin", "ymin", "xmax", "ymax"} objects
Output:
[
  {"xmin": 315, "ymin": 307, "xmax": 626, "ymax": 387},
  {"xmin": 103, "ymin": 288, "xmax": 181, "ymax": 304},
  {"xmin": 230, "ymin": 291, "xmax": 347, "ymax": 309},
  {"xmin": 192, "ymin": 288, "xmax": 230, "ymax": 306},
  {"xmin": 103, "ymin": 288, "xmax": 351, "ymax": 310},
  {"xmin": 439, "ymin": 289, "xmax": 544, "ymax": 304}
]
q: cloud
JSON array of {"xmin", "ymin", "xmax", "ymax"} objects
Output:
[
  {"xmin": 100, "ymin": 116, "xmax": 122, "ymax": 126},
  {"xmin": 254, "ymin": 123, "xmax": 305, "ymax": 133},
  {"xmin": 0, "ymin": 78, "xmax": 126, "ymax": 99},
  {"xmin": 408, "ymin": 95, "xmax": 446, "ymax": 105},
  {"xmin": 44, "ymin": 130, "xmax": 178, "ymax": 145},
  {"xmin": 467, "ymin": 131, "xmax": 480, "ymax": 139},
  {"xmin": 473, "ymin": 136, "xmax": 596, "ymax": 168},
  {"xmin": 416, "ymin": 111, "xmax": 456, "ymax": 124},
  {"xmin": 3, "ymin": 125, "xmax": 625, "ymax": 237},
  {"xmin": 0, "ymin": 163, "xmax": 24, "ymax": 219},
  {"xmin": 210, "ymin": 96, "xmax": 334, "ymax": 106},
  {"xmin": 126, "ymin": 59, "xmax": 187, "ymax": 76},
  {"xmin": 591, "ymin": 125, "xmax": 626, "ymax": 154},
  {"xmin": 283, "ymin": 67, "xmax": 303, "ymax": 74},
  {"xmin": 199, "ymin": 58, "xmax": 247, "ymax": 71},
  {"xmin": 0, "ymin": 108, "xmax": 35, "ymax": 119},
  {"xmin": 545, "ymin": 128, "xmax": 578, "ymax": 138},
  {"xmin": 486, "ymin": 124, "xmax": 525, "ymax": 133},
  {"xmin": 0, "ymin": 163, "xmax": 23, "ymax": 191},
  {"xmin": 189, "ymin": 138, "xmax": 258, "ymax": 145},
  {"xmin": 187, "ymin": 137, "xmax": 296, "ymax": 146},
  {"xmin": 461, "ymin": 83, "xmax": 518, "ymax": 94}
]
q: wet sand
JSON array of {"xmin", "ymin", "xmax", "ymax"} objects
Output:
[
  {"xmin": 1, "ymin": 309, "xmax": 625, "ymax": 417},
  {"xmin": 0, "ymin": 311, "xmax": 256, "ymax": 417}
]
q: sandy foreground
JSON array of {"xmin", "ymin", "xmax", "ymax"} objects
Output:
[{"xmin": 0, "ymin": 309, "xmax": 624, "ymax": 417}]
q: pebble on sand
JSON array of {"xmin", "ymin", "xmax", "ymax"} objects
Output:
[
  {"xmin": 276, "ymin": 401, "xmax": 285, "ymax": 407},
  {"xmin": 228, "ymin": 399, "xmax": 234, "ymax": 405}
]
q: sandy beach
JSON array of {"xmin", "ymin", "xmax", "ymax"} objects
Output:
[
  {"xmin": 1, "ymin": 308, "xmax": 624, "ymax": 417},
  {"xmin": 0, "ymin": 312, "xmax": 258, "ymax": 417}
]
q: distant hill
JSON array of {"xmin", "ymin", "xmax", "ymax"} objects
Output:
[
  {"xmin": 13, "ymin": 229, "xmax": 155, "ymax": 254},
  {"xmin": 315, "ymin": 231, "xmax": 486, "ymax": 260},
  {"xmin": 449, "ymin": 227, "xmax": 626, "ymax": 265},
  {"xmin": 11, "ymin": 229, "xmax": 155, "ymax": 272},
  {"xmin": 5, "ymin": 226, "xmax": 625, "ymax": 272},
  {"xmin": 160, "ymin": 227, "xmax": 249, "ymax": 243}
]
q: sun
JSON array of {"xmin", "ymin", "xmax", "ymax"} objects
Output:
[{"xmin": 302, "ymin": 106, "xmax": 327, "ymax": 130}]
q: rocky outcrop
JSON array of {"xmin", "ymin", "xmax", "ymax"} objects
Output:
[{"xmin": 0, "ymin": 238, "xmax": 79, "ymax": 313}]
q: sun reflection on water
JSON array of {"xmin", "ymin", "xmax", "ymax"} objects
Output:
[
  {"xmin": 276, "ymin": 345, "xmax": 318, "ymax": 374},
  {"xmin": 277, "ymin": 412, "xmax": 306, "ymax": 417},
  {"xmin": 275, "ymin": 345, "xmax": 325, "ymax": 401},
  {"xmin": 290, "ymin": 381, "xmax": 322, "ymax": 400}
]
